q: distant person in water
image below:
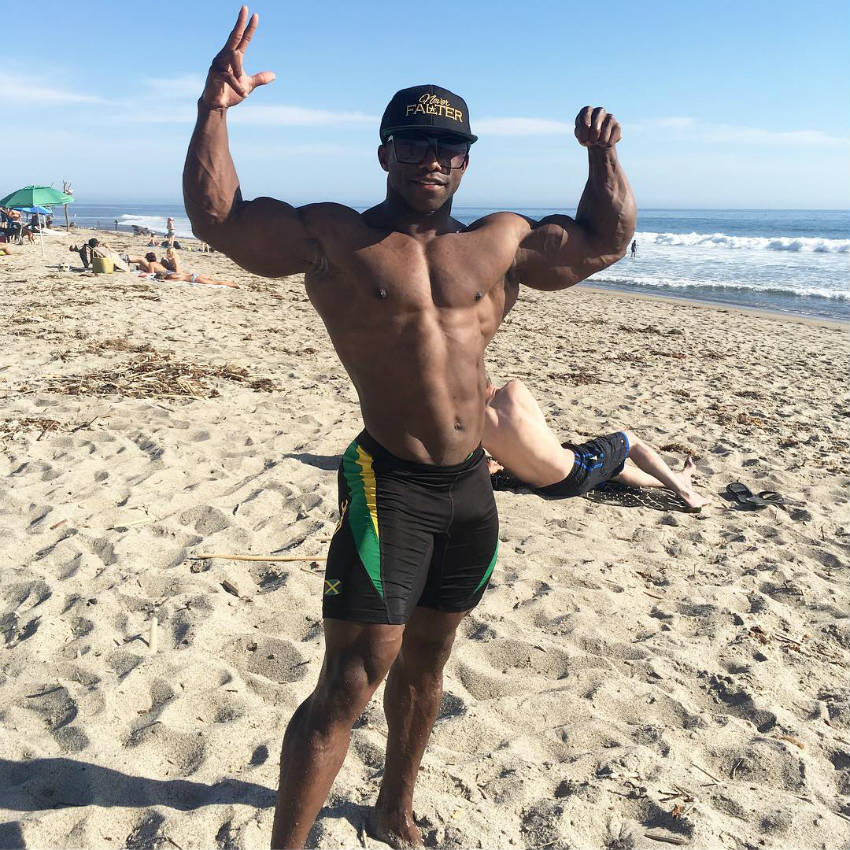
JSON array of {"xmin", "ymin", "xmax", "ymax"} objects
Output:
[
  {"xmin": 483, "ymin": 378, "xmax": 710, "ymax": 511},
  {"xmin": 630, "ymin": 239, "xmax": 637, "ymax": 258}
]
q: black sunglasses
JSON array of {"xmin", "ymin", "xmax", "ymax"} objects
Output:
[{"xmin": 387, "ymin": 134, "xmax": 470, "ymax": 169}]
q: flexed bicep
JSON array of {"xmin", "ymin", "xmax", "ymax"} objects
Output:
[{"xmin": 513, "ymin": 215, "xmax": 607, "ymax": 291}]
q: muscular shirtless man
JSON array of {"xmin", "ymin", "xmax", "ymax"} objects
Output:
[{"xmin": 183, "ymin": 8, "xmax": 635, "ymax": 848}]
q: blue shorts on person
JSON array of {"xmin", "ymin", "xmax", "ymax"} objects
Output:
[{"xmin": 536, "ymin": 431, "xmax": 630, "ymax": 498}]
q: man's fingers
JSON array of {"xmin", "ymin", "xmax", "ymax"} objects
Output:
[
  {"xmin": 222, "ymin": 70, "xmax": 249, "ymax": 98},
  {"xmin": 591, "ymin": 107, "xmax": 606, "ymax": 135},
  {"xmin": 251, "ymin": 70, "xmax": 276, "ymax": 88},
  {"xmin": 237, "ymin": 12, "xmax": 259, "ymax": 51},
  {"xmin": 231, "ymin": 49, "xmax": 245, "ymax": 79},
  {"xmin": 224, "ymin": 6, "xmax": 249, "ymax": 50},
  {"xmin": 598, "ymin": 113, "xmax": 615, "ymax": 146}
]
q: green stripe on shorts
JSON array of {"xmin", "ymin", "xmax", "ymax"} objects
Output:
[
  {"xmin": 474, "ymin": 541, "xmax": 499, "ymax": 594},
  {"xmin": 342, "ymin": 440, "xmax": 383, "ymax": 598}
]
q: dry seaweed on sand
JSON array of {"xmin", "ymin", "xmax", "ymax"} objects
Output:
[
  {"xmin": 85, "ymin": 337, "xmax": 156, "ymax": 355},
  {"xmin": 26, "ymin": 352, "xmax": 278, "ymax": 399},
  {"xmin": 546, "ymin": 369, "xmax": 618, "ymax": 386},
  {"xmin": 0, "ymin": 417, "xmax": 62, "ymax": 438}
]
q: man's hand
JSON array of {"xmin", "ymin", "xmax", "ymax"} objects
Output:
[
  {"xmin": 200, "ymin": 6, "xmax": 276, "ymax": 110},
  {"xmin": 574, "ymin": 106, "xmax": 622, "ymax": 148}
]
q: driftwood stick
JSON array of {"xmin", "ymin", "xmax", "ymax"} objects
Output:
[
  {"xmin": 644, "ymin": 833, "xmax": 688, "ymax": 846},
  {"xmin": 190, "ymin": 553, "xmax": 327, "ymax": 563},
  {"xmin": 689, "ymin": 760, "xmax": 721, "ymax": 783},
  {"xmin": 149, "ymin": 616, "xmax": 158, "ymax": 654}
]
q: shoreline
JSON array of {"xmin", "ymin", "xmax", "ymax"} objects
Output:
[{"xmin": 580, "ymin": 283, "xmax": 848, "ymax": 329}]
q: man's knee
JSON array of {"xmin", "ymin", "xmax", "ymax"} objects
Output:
[{"xmin": 314, "ymin": 625, "xmax": 403, "ymax": 719}]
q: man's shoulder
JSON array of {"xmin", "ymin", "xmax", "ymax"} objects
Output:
[
  {"xmin": 463, "ymin": 210, "xmax": 532, "ymax": 235},
  {"xmin": 295, "ymin": 202, "xmax": 371, "ymax": 238}
]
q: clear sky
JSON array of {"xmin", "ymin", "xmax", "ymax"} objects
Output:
[{"xmin": 5, "ymin": 0, "xmax": 849, "ymax": 209}]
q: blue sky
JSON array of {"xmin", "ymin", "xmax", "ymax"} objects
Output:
[{"xmin": 4, "ymin": 0, "xmax": 849, "ymax": 209}]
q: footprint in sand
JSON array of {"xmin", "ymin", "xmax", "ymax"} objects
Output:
[
  {"xmin": 4, "ymin": 579, "xmax": 52, "ymax": 611},
  {"xmin": 179, "ymin": 504, "xmax": 230, "ymax": 536},
  {"xmin": 124, "ymin": 722, "xmax": 206, "ymax": 776},
  {"xmin": 224, "ymin": 635, "xmax": 308, "ymax": 684},
  {"xmin": 21, "ymin": 684, "xmax": 89, "ymax": 752}
]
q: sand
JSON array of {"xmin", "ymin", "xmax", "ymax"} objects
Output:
[{"xmin": 1, "ymin": 228, "xmax": 848, "ymax": 850}]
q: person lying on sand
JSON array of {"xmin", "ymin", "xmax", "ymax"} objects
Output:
[
  {"xmin": 158, "ymin": 271, "xmax": 238, "ymax": 288},
  {"xmin": 484, "ymin": 378, "xmax": 710, "ymax": 511},
  {"xmin": 127, "ymin": 251, "xmax": 169, "ymax": 274},
  {"xmin": 128, "ymin": 251, "xmax": 237, "ymax": 287},
  {"xmin": 0, "ymin": 242, "xmax": 14, "ymax": 255}
]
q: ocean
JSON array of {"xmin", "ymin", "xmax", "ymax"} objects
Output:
[{"xmin": 66, "ymin": 204, "xmax": 849, "ymax": 322}]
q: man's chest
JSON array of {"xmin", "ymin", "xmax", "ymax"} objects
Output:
[{"xmin": 313, "ymin": 229, "xmax": 517, "ymax": 312}]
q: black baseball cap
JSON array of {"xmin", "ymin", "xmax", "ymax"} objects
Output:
[{"xmin": 380, "ymin": 84, "xmax": 478, "ymax": 144}]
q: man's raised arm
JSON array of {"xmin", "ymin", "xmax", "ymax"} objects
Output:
[
  {"xmin": 183, "ymin": 6, "xmax": 321, "ymax": 278},
  {"xmin": 514, "ymin": 106, "xmax": 636, "ymax": 291}
]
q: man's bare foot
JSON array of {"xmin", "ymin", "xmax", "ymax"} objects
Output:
[{"xmin": 367, "ymin": 807, "xmax": 424, "ymax": 849}]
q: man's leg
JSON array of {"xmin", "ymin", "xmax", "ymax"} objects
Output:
[
  {"xmin": 615, "ymin": 432, "xmax": 709, "ymax": 509},
  {"xmin": 372, "ymin": 607, "xmax": 467, "ymax": 848},
  {"xmin": 271, "ymin": 619, "xmax": 404, "ymax": 849}
]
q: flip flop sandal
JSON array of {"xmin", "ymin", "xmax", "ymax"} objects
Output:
[
  {"xmin": 725, "ymin": 482, "xmax": 769, "ymax": 509},
  {"xmin": 757, "ymin": 490, "xmax": 786, "ymax": 505}
]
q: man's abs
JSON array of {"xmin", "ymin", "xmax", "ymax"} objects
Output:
[{"xmin": 305, "ymin": 222, "xmax": 520, "ymax": 464}]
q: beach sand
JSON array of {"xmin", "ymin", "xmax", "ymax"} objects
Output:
[{"xmin": 1, "ymin": 229, "xmax": 848, "ymax": 849}]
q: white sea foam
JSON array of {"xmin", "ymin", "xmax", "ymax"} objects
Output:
[
  {"xmin": 593, "ymin": 276, "xmax": 850, "ymax": 301},
  {"xmin": 636, "ymin": 230, "xmax": 849, "ymax": 253},
  {"xmin": 118, "ymin": 214, "xmax": 194, "ymax": 239}
]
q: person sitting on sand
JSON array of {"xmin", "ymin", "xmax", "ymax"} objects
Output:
[
  {"xmin": 0, "ymin": 242, "xmax": 14, "ymax": 256},
  {"xmin": 70, "ymin": 238, "xmax": 101, "ymax": 269},
  {"xmin": 484, "ymin": 378, "xmax": 710, "ymax": 511},
  {"xmin": 161, "ymin": 247, "xmax": 181, "ymax": 272}
]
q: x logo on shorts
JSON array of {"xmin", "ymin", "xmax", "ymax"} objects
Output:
[{"xmin": 324, "ymin": 579, "xmax": 341, "ymax": 596}]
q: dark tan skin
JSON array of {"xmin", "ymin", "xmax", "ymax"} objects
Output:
[{"xmin": 183, "ymin": 8, "xmax": 635, "ymax": 848}]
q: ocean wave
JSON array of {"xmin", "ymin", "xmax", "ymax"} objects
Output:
[
  {"xmin": 118, "ymin": 214, "xmax": 194, "ymax": 239},
  {"xmin": 636, "ymin": 230, "xmax": 849, "ymax": 254},
  {"xmin": 592, "ymin": 276, "xmax": 850, "ymax": 301}
]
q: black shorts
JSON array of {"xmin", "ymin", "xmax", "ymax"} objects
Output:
[
  {"xmin": 323, "ymin": 431, "xmax": 500, "ymax": 625},
  {"xmin": 536, "ymin": 431, "xmax": 629, "ymax": 499}
]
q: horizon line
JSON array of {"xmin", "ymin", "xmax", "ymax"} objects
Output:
[{"xmin": 71, "ymin": 200, "xmax": 850, "ymax": 213}]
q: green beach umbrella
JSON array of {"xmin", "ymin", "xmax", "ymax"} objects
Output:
[
  {"xmin": 1, "ymin": 185, "xmax": 74, "ymax": 258},
  {"xmin": 0, "ymin": 185, "xmax": 74, "ymax": 208}
]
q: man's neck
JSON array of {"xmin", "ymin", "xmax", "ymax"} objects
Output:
[{"xmin": 371, "ymin": 193, "xmax": 458, "ymax": 237}]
